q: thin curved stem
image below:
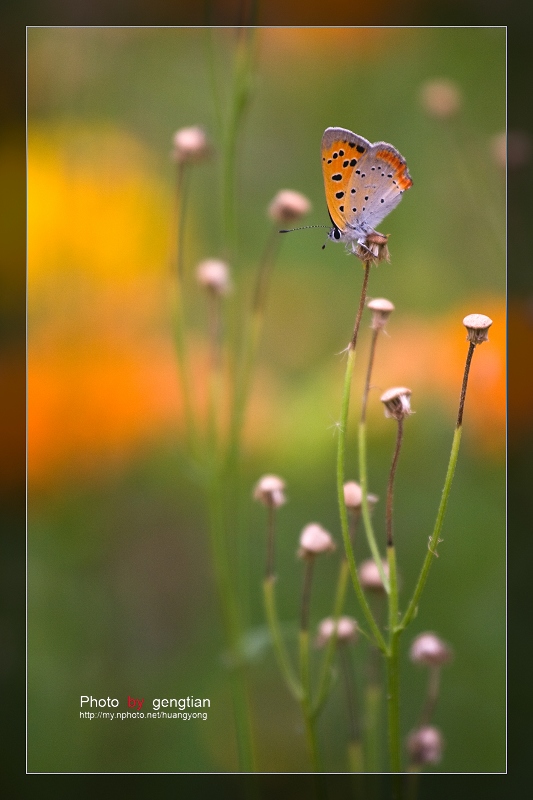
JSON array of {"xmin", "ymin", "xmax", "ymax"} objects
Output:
[
  {"xmin": 299, "ymin": 629, "xmax": 321, "ymax": 771},
  {"xmin": 387, "ymin": 419, "xmax": 404, "ymax": 548},
  {"xmin": 262, "ymin": 576, "xmax": 302, "ymax": 700},
  {"xmin": 359, "ymin": 325, "xmax": 390, "ymax": 591},
  {"xmin": 359, "ymin": 422, "xmax": 390, "ymax": 593},
  {"xmin": 339, "ymin": 645, "xmax": 363, "ymax": 771},
  {"xmin": 386, "ymin": 546, "xmax": 402, "ymax": 772},
  {"xmin": 400, "ymin": 425, "xmax": 462, "ymax": 630},
  {"xmin": 336, "ymin": 263, "xmax": 387, "ymax": 653},
  {"xmin": 170, "ymin": 163, "xmax": 198, "ymax": 460},
  {"xmin": 313, "ymin": 557, "xmax": 350, "ymax": 716},
  {"xmin": 400, "ymin": 341, "xmax": 479, "ymax": 630}
]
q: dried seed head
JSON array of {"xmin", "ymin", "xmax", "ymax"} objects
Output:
[
  {"xmin": 298, "ymin": 523, "xmax": 335, "ymax": 558},
  {"xmin": 410, "ymin": 632, "xmax": 452, "ymax": 667},
  {"xmin": 316, "ymin": 616, "xmax": 358, "ymax": 648},
  {"xmin": 356, "ymin": 232, "xmax": 390, "ymax": 264},
  {"xmin": 462, "ymin": 313, "xmax": 492, "ymax": 345},
  {"xmin": 253, "ymin": 474, "xmax": 286, "ymax": 509},
  {"xmin": 380, "ymin": 387, "xmax": 413, "ymax": 420},
  {"xmin": 196, "ymin": 259, "xmax": 231, "ymax": 295},
  {"xmin": 407, "ymin": 726, "xmax": 444, "ymax": 766},
  {"xmin": 358, "ymin": 558, "xmax": 390, "ymax": 592},
  {"xmin": 343, "ymin": 482, "xmax": 378, "ymax": 512},
  {"xmin": 367, "ymin": 297, "xmax": 395, "ymax": 330},
  {"xmin": 172, "ymin": 126, "xmax": 210, "ymax": 163},
  {"xmin": 420, "ymin": 79, "xmax": 462, "ymax": 119},
  {"xmin": 268, "ymin": 190, "xmax": 311, "ymax": 224}
]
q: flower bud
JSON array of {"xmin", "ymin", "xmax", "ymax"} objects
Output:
[
  {"xmin": 407, "ymin": 725, "xmax": 444, "ymax": 765},
  {"xmin": 268, "ymin": 190, "xmax": 311, "ymax": 224},
  {"xmin": 420, "ymin": 79, "xmax": 462, "ymax": 119},
  {"xmin": 253, "ymin": 474, "xmax": 286, "ymax": 509},
  {"xmin": 462, "ymin": 313, "xmax": 492, "ymax": 345},
  {"xmin": 358, "ymin": 559, "xmax": 390, "ymax": 592},
  {"xmin": 196, "ymin": 259, "xmax": 231, "ymax": 295},
  {"xmin": 380, "ymin": 387, "xmax": 413, "ymax": 420},
  {"xmin": 172, "ymin": 126, "xmax": 210, "ymax": 163},
  {"xmin": 316, "ymin": 616, "xmax": 358, "ymax": 648},
  {"xmin": 410, "ymin": 632, "xmax": 452, "ymax": 667},
  {"xmin": 298, "ymin": 523, "xmax": 335, "ymax": 558},
  {"xmin": 343, "ymin": 481, "xmax": 362, "ymax": 509},
  {"xmin": 367, "ymin": 297, "xmax": 395, "ymax": 330}
]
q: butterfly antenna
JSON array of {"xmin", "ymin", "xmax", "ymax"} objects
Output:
[{"xmin": 279, "ymin": 225, "xmax": 330, "ymax": 233}]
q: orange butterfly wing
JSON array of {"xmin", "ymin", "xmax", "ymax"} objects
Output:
[{"xmin": 321, "ymin": 127, "xmax": 373, "ymax": 232}]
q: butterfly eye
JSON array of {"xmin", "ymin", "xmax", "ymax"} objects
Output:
[{"xmin": 334, "ymin": 228, "xmax": 341, "ymax": 240}]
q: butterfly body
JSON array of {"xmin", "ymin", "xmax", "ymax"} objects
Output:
[{"xmin": 321, "ymin": 127, "xmax": 412, "ymax": 251}]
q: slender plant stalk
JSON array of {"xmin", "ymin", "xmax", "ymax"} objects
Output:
[
  {"xmin": 339, "ymin": 644, "xmax": 364, "ymax": 772},
  {"xmin": 206, "ymin": 472, "xmax": 256, "ymax": 771},
  {"xmin": 228, "ymin": 224, "xmax": 281, "ymax": 466},
  {"xmin": 170, "ymin": 162, "xmax": 199, "ymax": 459},
  {"xmin": 204, "ymin": 28, "xmax": 224, "ymax": 137},
  {"xmin": 386, "ymin": 419, "xmax": 404, "ymax": 548},
  {"xmin": 299, "ymin": 628, "xmax": 321, "ymax": 771},
  {"xmin": 365, "ymin": 680, "xmax": 382, "ymax": 773},
  {"xmin": 313, "ymin": 557, "xmax": 350, "ymax": 716},
  {"xmin": 359, "ymin": 423, "xmax": 390, "ymax": 593},
  {"xmin": 262, "ymin": 576, "xmax": 302, "ymax": 700},
  {"xmin": 222, "ymin": 27, "xmax": 255, "ymax": 254},
  {"xmin": 298, "ymin": 557, "xmax": 322, "ymax": 771},
  {"xmin": 206, "ymin": 289, "xmax": 223, "ymax": 455},
  {"xmin": 265, "ymin": 503, "xmax": 275, "ymax": 581},
  {"xmin": 418, "ymin": 666, "xmax": 441, "ymax": 727},
  {"xmin": 386, "ymin": 546, "xmax": 402, "ymax": 773},
  {"xmin": 401, "ymin": 341, "xmax": 476, "ymax": 630},
  {"xmin": 200, "ymin": 27, "xmax": 259, "ymax": 772},
  {"xmin": 336, "ymin": 263, "xmax": 387, "ymax": 654},
  {"xmin": 359, "ymin": 326, "xmax": 390, "ymax": 592},
  {"xmin": 384, "ymin": 416, "xmax": 404, "ymax": 772}
]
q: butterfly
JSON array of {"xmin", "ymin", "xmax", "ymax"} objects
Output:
[{"xmin": 322, "ymin": 127, "xmax": 413, "ymax": 252}]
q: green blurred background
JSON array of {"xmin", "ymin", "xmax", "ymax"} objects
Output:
[{"xmin": 27, "ymin": 27, "xmax": 505, "ymax": 774}]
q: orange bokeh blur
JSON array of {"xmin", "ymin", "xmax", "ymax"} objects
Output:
[
  {"xmin": 28, "ymin": 123, "xmax": 505, "ymax": 489},
  {"xmin": 365, "ymin": 299, "xmax": 506, "ymax": 455}
]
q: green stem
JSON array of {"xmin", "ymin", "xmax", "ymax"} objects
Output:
[
  {"xmin": 419, "ymin": 666, "xmax": 441, "ymax": 727},
  {"xmin": 299, "ymin": 629, "xmax": 321, "ymax": 771},
  {"xmin": 204, "ymin": 28, "xmax": 224, "ymax": 137},
  {"xmin": 400, "ymin": 425, "xmax": 462, "ymax": 630},
  {"xmin": 386, "ymin": 419, "xmax": 404, "ymax": 549},
  {"xmin": 365, "ymin": 681, "xmax": 382, "ymax": 773},
  {"xmin": 336, "ymin": 263, "xmax": 387, "ymax": 653},
  {"xmin": 339, "ymin": 644, "xmax": 363, "ymax": 771},
  {"xmin": 384, "ymin": 413, "xmax": 403, "ymax": 773},
  {"xmin": 313, "ymin": 558, "xmax": 350, "ymax": 716},
  {"xmin": 206, "ymin": 290, "xmax": 223, "ymax": 456},
  {"xmin": 262, "ymin": 577, "xmax": 302, "ymax": 700},
  {"xmin": 401, "ymin": 333, "xmax": 477, "ymax": 631},
  {"xmin": 386, "ymin": 644, "xmax": 402, "ymax": 772},
  {"xmin": 222, "ymin": 28, "xmax": 255, "ymax": 254},
  {"xmin": 228, "ymin": 224, "xmax": 280, "ymax": 467},
  {"xmin": 207, "ymin": 470, "xmax": 256, "ymax": 771},
  {"xmin": 359, "ymin": 421, "xmax": 390, "ymax": 593},
  {"xmin": 386, "ymin": 544, "xmax": 402, "ymax": 772},
  {"xmin": 359, "ymin": 323, "xmax": 390, "ymax": 592},
  {"xmin": 170, "ymin": 163, "xmax": 198, "ymax": 460}
]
